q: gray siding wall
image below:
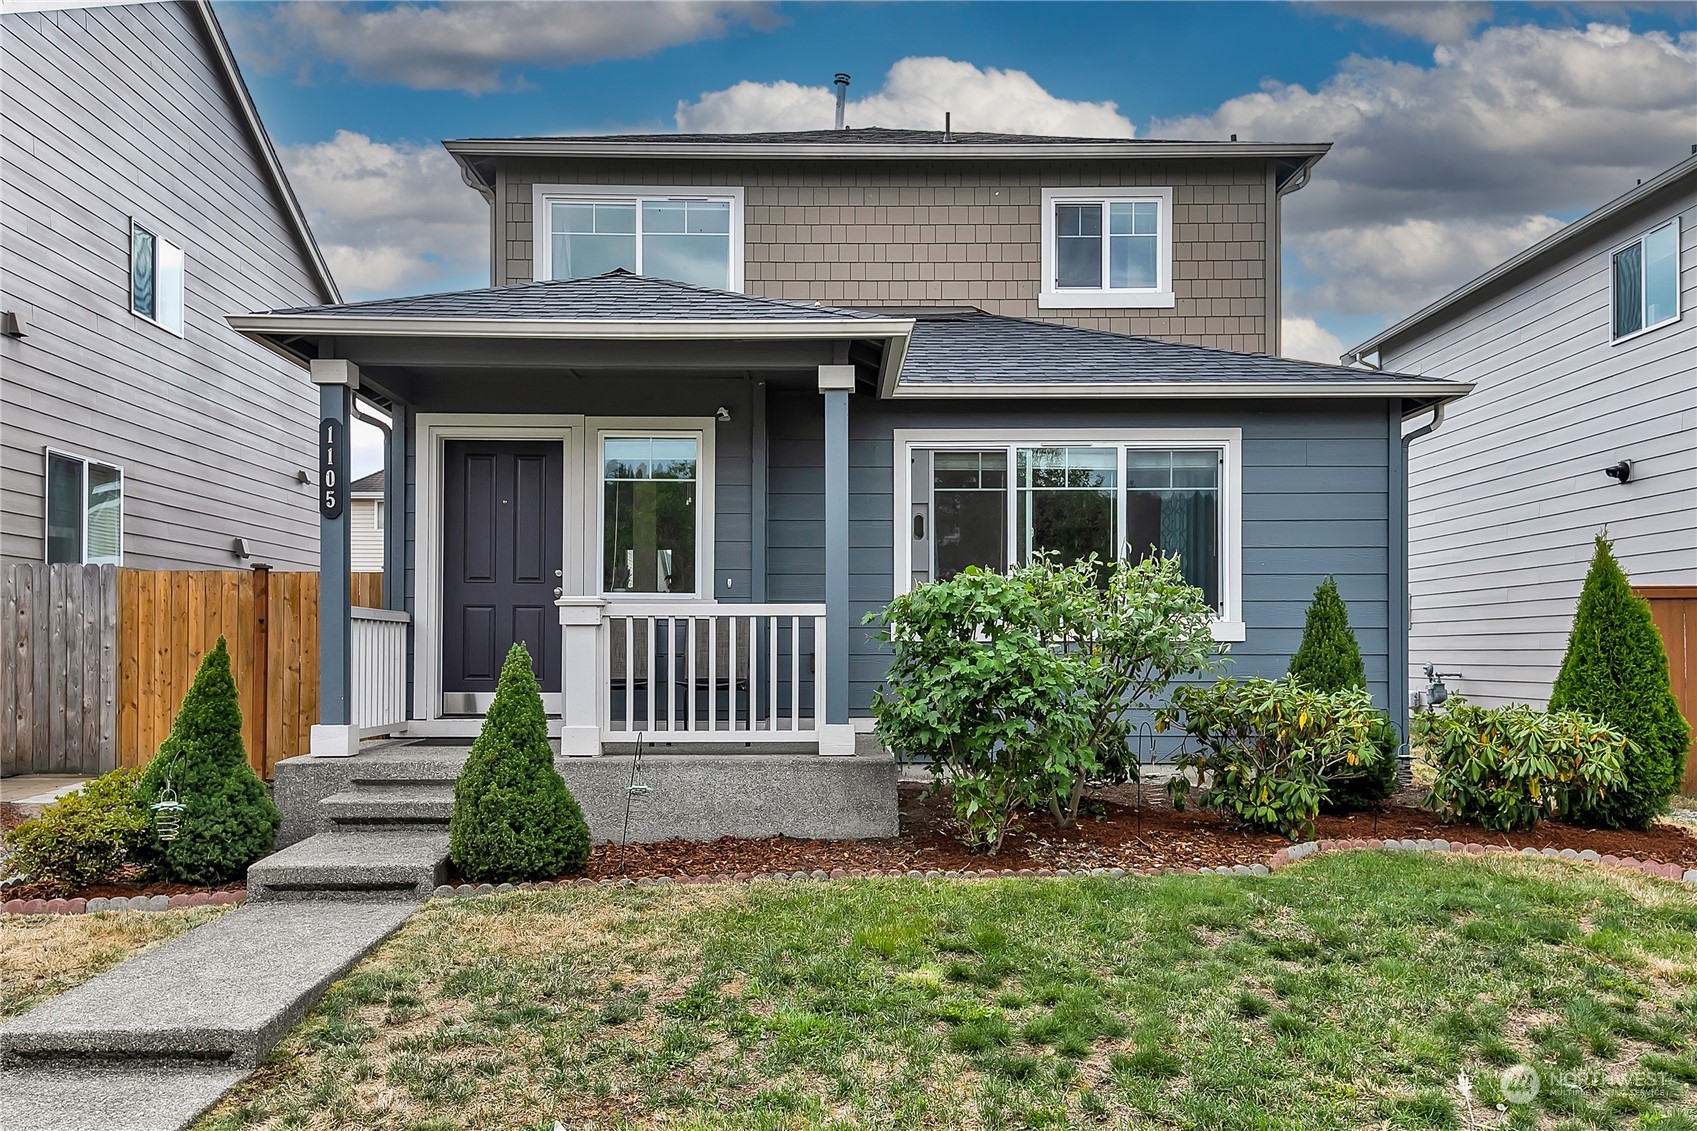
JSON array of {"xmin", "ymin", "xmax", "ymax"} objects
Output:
[
  {"xmin": 765, "ymin": 392, "xmax": 1397, "ymax": 718},
  {"xmin": 496, "ymin": 157, "xmax": 1274, "ymax": 352},
  {"xmin": 1386, "ymin": 185, "xmax": 1697, "ymax": 708},
  {"xmin": 0, "ymin": 2, "xmax": 327, "ymax": 569}
]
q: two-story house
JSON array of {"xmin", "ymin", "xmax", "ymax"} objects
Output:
[
  {"xmin": 0, "ymin": 0, "xmax": 339, "ymax": 573},
  {"xmin": 1346, "ymin": 154, "xmax": 1695, "ymax": 789},
  {"xmin": 230, "ymin": 126, "xmax": 1472, "ymax": 854}
]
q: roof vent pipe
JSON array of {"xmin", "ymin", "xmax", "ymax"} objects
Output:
[{"xmin": 834, "ymin": 73, "xmax": 850, "ymax": 130}]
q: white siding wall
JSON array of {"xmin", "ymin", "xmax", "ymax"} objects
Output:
[
  {"xmin": 1387, "ymin": 187, "xmax": 1697, "ymax": 708},
  {"xmin": 349, "ymin": 497, "xmax": 384, "ymax": 572},
  {"xmin": 0, "ymin": 2, "xmax": 328, "ymax": 569}
]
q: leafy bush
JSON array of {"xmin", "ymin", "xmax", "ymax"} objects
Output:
[
  {"xmin": 1286, "ymin": 576, "xmax": 1399, "ymax": 810},
  {"xmin": 135, "ymin": 637, "xmax": 279, "ymax": 885},
  {"xmin": 1547, "ymin": 535, "xmax": 1690, "ymax": 829},
  {"xmin": 1158, "ymin": 678, "xmax": 1382, "ymax": 840},
  {"xmin": 1421, "ymin": 700, "xmax": 1629, "ymax": 831},
  {"xmin": 868, "ymin": 553, "xmax": 1219, "ymax": 853},
  {"xmin": 450, "ymin": 642, "xmax": 591, "ymax": 882},
  {"xmin": 2, "ymin": 769, "xmax": 151, "ymax": 897}
]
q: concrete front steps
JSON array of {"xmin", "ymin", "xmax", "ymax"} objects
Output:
[
  {"xmin": 0, "ymin": 902, "xmax": 414, "ymax": 1130},
  {"xmin": 249, "ymin": 762, "xmax": 460, "ymax": 902}
]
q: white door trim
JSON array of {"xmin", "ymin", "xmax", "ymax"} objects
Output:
[{"xmin": 414, "ymin": 415, "xmax": 585, "ymax": 724}]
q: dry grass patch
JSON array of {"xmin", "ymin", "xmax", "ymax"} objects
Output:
[{"xmin": 0, "ymin": 907, "xmax": 228, "ymax": 1018}]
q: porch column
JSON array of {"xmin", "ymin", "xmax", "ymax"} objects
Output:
[
  {"xmin": 818, "ymin": 364, "xmax": 855, "ymax": 756},
  {"xmin": 557, "ymin": 596, "xmax": 606, "ymax": 756},
  {"xmin": 309, "ymin": 359, "xmax": 359, "ymax": 757}
]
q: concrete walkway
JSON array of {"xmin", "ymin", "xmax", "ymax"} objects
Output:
[{"xmin": 0, "ymin": 902, "xmax": 414, "ymax": 1130}]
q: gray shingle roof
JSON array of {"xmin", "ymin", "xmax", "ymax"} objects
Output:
[
  {"xmin": 349, "ymin": 470, "xmax": 385, "ymax": 494},
  {"xmin": 897, "ymin": 310, "xmax": 1450, "ymax": 386},
  {"xmin": 263, "ymin": 270, "xmax": 883, "ymax": 322}
]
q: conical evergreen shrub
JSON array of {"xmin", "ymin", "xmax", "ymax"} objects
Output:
[
  {"xmin": 135, "ymin": 637, "xmax": 280, "ymax": 884},
  {"xmin": 1549, "ymin": 535, "xmax": 1690, "ymax": 829},
  {"xmin": 1288, "ymin": 576, "xmax": 1398, "ymax": 809},
  {"xmin": 450, "ymin": 642, "xmax": 591, "ymax": 882}
]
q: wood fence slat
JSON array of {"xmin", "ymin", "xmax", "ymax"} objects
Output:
[
  {"xmin": 80, "ymin": 566, "xmax": 99, "ymax": 769},
  {"xmin": 98, "ymin": 566, "xmax": 117, "ymax": 772},
  {"xmin": 3, "ymin": 565, "xmax": 22, "ymax": 776},
  {"xmin": 62, "ymin": 567, "xmax": 84, "ymax": 774}
]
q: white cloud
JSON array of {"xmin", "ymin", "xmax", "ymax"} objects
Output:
[
  {"xmin": 1155, "ymin": 22, "xmax": 1697, "ymax": 336},
  {"xmin": 1281, "ymin": 316, "xmax": 1348, "ymax": 364},
  {"xmin": 677, "ymin": 56, "xmax": 1135, "ymax": 136},
  {"xmin": 237, "ymin": 1, "xmax": 778, "ymax": 94},
  {"xmin": 280, "ymin": 131, "xmax": 488, "ymax": 298},
  {"xmin": 1307, "ymin": 2, "xmax": 1495, "ymax": 44}
]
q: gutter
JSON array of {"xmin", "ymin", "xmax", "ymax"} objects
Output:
[
  {"xmin": 885, "ymin": 379, "xmax": 1474, "ymax": 401},
  {"xmin": 226, "ymin": 314, "xmax": 914, "ymax": 343}
]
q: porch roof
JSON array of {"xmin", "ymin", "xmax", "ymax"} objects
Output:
[{"xmin": 879, "ymin": 309, "xmax": 1474, "ymax": 410}]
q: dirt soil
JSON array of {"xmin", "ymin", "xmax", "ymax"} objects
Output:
[
  {"xmin": 0, "ymin": 803, "xmax": 33, "ymax": 834},
  {"xmin": 3, "ymin": 862, "xmax": 247, "ymax": 904},
  {"xmin": 574, "ymin": 783, "xmax": 1697, "ymax": 881}
]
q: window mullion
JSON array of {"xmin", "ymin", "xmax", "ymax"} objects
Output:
[
  {"xmin": 79, "ymin": 458, "xmax": 90, "ymax": 566},
  {"xmin": 1116, "ymin": 445, "xmax": 1127, "ymax": 561}
]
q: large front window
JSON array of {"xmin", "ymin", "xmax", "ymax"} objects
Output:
[
  {"xmin": 602, "ymin": 436, "xmax": 699, "ymax": 596},
  {"xmin": 539, "ymin": 188, "xmax": 740, "ymax": 290},
  {"xmin": 904, "ymin": 431, "xmax": 1240, "ymax": 637}
]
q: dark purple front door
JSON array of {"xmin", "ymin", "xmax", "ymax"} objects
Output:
[{"xmin": 441, "ymin": 440, "xmax": 563, "ymax": 712}]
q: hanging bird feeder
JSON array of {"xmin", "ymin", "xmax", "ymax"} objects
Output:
[{"xmin": 151, "ymin": 786, "xmax": 186, "ymax": 842}]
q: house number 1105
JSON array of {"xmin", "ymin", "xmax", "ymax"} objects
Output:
[{"xmin": 319, "ymin": 417, "xmax": 345, "ymax": 519}]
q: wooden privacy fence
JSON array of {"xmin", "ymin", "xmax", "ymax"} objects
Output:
[
  {"xmin": 1637, "ymin": 586, "xmax": 1697, "ymax": 794},
  {"xmin": 4, "ymin": 564, "xmax": 383, "ymax": 780}
]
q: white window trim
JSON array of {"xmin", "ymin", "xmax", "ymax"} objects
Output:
[
  {"xmin": 373, "ymin": 499, "xmax": 385, "ymax": 532},
  {"xmin": 1038, "ymin": 187, "xmax": 1176, "ymax": 310},
  {"xmin": 590, "ymin": 420, "xmax": 716, "ymax": 602},
  {"xmin": 129, "ymin": 218, "xmax": 184, "ymax": 337},
  {"xmin": 532, "ymin": 184, "xmax": 746, "ymax": 290},
  {"xmin": 891, "ymin": 427, "xmax": 1243, "ymax": 642},
  {"xmin": 43, "ymin": 447, "xmax": 123, "ymax": 566},
  {"xmin": 1610, "ymin": 216, "xmax": 1682, "ymax": 345}
]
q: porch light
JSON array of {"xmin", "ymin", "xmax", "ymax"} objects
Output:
[{"xmin": 1602, "ymin": 459, "xmax": 1632, "ymax": 484}]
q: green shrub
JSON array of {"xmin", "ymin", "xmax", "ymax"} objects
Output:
[
  {"xmin": 1548, "ymin": 535, "xmax": 1690, "ymax": 829},
  {"xmin": 868, "ymin": 552, "xmax": 1219, "ymax": 853},
  {"xmin": 1158, "ymin": 678, "xmax": 1382, "ymax": 840},
  {"xmin": 1287, "ymin": 576, "xmax": 1399, "ymax": 810},
  {"xmin": 1421, "ymin": 700, "xmax": 1629, "ymax": 831},
  {"xmin": 2, "ymin": 769, "xmax": 151, "ymax": 897},
  {"xmin": 135, "ymin": 637, "xmax": 279, "ymax": 885},
  {"xmin": 450, "ymin": 642, "xmax": 591, "ymax": 882}
]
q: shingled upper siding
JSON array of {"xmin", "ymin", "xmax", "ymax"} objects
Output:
[{"xmin": 493, "ymin": 158, "xmax": 1275, "ymax": 353}]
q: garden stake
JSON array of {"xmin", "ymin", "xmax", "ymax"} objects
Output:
[{"xmin": 618, "ymin": 733, "xmax": 651, "ymax": 873}]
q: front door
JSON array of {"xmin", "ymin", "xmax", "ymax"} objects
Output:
[{"xmin": 441, "ymin": 439, "xmax": 564, "ymax": 713}]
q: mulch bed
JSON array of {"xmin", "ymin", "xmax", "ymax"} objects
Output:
[
  {"xmin": 2, "ymin": 863, "xmax": 248, "ymax": 905},
  {"xmin": 0, "ymin": 802, "xmax": 33, "ymax": 834},
  {"xmin": 577, "ymin": 783, "xmax": 1697, "ymax": 880}
]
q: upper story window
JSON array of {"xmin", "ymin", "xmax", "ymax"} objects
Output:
[
  {"xmin": 131, "ymin": 219, "xmax": 184, "ymax": 335},
  {"xmin": 1612, "ymin": 218, "xmax": 1680, "ymax": 341},
  {"xmin": 1039, "ymin": 188, "xmax": 1175, "ymax": 310},
  {"xmin": 534, "ymin": 185, "xmax": 744, "ymax": 291},
  {"xmin": 46, "ymin": 450, "xmax": 122, "ymax": 565}
]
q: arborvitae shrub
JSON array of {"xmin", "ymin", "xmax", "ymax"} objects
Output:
[
  {"xmin": 450, "ymin": 642, "xmax": 591, "ymax": 881},
  {"xmin": 1287, "ymin": 576, "xmax": 1399, "ymax": 809},
  {"xmin": 135, "ymin": 637, "xmax": 280, "ymax": 884},
  {"xmin": 1549, "ymin": 535, "xmax": 1690, "ymax": 829}
]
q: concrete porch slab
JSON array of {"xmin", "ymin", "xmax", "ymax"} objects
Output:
[
  {"xmin": 0, "ymin": 1063, "xmax": 249, "ymax": 1131},
  {"xmin": 0, "ymin": 902, "xmax": 413, "ymax": 1068},
  {"xmin": 246, "ymin": 828, "xmax": 450, "ymax": 902}
]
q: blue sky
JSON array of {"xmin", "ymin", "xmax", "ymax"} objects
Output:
[{"xmin": 218, "ymin": 0, "xmax": 1697, "ymax": 368}]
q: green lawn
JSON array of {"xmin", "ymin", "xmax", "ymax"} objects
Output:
[{"xmin": 199, "ymin": 854, "xmax": 1697, "ymax": 1131}]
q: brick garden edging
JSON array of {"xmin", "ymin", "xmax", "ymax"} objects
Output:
[
  {"xmin": 1, "ymin": 890, "xmax": 246, "ymax": 916},
  {"xmin": 425, "ymin": 839, "xmax": 1697, "ymax": 899}
]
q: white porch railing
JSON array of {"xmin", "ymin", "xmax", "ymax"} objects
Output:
[
  {"xmin": 351, "ymin": 606, "xmax": 410, "ymax": 737},
  {"xmin": 593, "ymin": 602, "xmax": 827, "ymax": 743}
]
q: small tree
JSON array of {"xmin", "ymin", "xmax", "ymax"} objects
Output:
[
  {"xmin": 450, "ymin": 642, "xmax": 591, "ymax": 881},
  {"xmin": 1286, "ymin": 577, "xmax": 1399, "ymax": 809},
  {"xmin": 135, "ymin": 638, "xmax": 279, "ymax": 885},
  {"xmin": 1549, "ymin": 535, "xmax": 1690, "ymax": 829}
]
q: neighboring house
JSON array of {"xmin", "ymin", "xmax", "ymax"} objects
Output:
[
  {"xmin": 0, "ymin": 0, "xmax": 338, "ymax": 571},
  {"xmin": 229, "ymin": 127, "xmax": 1470, "ymax": 838},
  {"xmin": 348, "ymin": 470, "xmax": 385, "ymax": 573},
  {"xmin": 1346, "ymin": 155, "xmax": 1696, "ymax": 714}
]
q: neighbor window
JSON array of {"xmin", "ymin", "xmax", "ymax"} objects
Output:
[
  {"xmin": 537, "ymin": 187, "xmax": 742, "ymax": 290},
  {"xmin": 903, "ymin": 430, "xmax": 1241, "ymax": 639},
  {"xmin": 602, "ymin": 436, "xmax": 700, "ymax": 596},
  {"xmin": 46, "ymin": 450, "xmax": 122, "ymax": 565},
  {"xmin": 374, "ymin": 500, "xmax": 385, "ymax": 531},
  {"xmin": 130, "ymin": 220, "xmax": 184, "ymax": 334},
  {"xmin": 1040, "ymin": 188, "xmax": 1174, "ymax": 309},
  {"xmin": 1613, "ymin": 218, "xmax": 1680, "ymax": 340}
]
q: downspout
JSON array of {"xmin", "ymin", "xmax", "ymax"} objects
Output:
[{"xmin": 1392, "ymin": 400, "xmax": 1447, "ymax": 757}]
